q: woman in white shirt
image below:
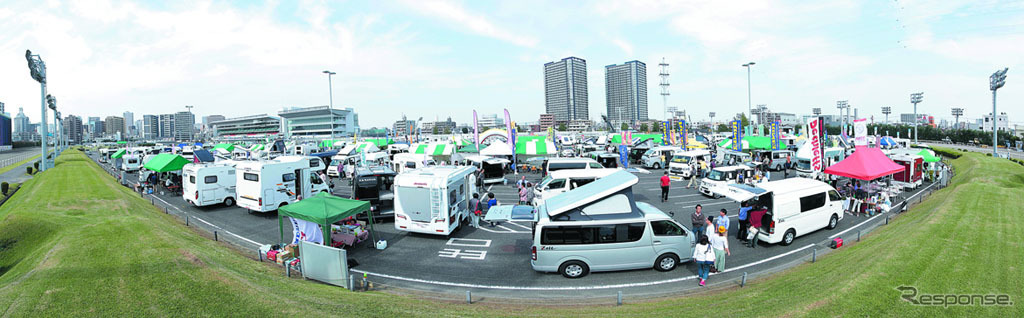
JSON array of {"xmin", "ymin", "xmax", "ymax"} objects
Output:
[
  {"xmin": 692, "ymin": 235, "xmax": 715, "ymax": 287},
  {"xmin": 710, "ymin": 226, "xmax": 731, "ymax": 272}
]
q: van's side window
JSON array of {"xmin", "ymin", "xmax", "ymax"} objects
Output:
[
  {"xmin": 309, "ymin": 159, "xmax": 320, "ymax": 167},
  {"xmin": 651, "ymin": 220, "xmax": 685, "ymax": 236},
  {"xmin": 204, "ymin": 176, "xmax": 217, "ymax": 184},
  {"xmin": 243, "ymin": 173, "xmax": 259, "ymax": 181},
  {"xmin": 589, "ymin": 162, "xmax": 603, "ymax": 169},
  {"xmin": 406, "ymin": 162, "xmax": 416, "ymax": 168},
  {"xmin": 540, "ymin": 223, "xmax": 644, "ymax": 245},
  {"xmin": 547, "ymin": 179, "xmax": 566, "ymax": 189},
  {"xmin": 282, "ymin": 173, "xmax": 296, "ymax": 182},
  {"xmin": 799, "ymin": 192, "xmax": 827, "ymax": 212},
  {"xmin": 827, "ymin": 190, "xmax": 842, "ymax": 202},
  {"xmin": 189, "ymin": 176, "xmax": 196, "ymax": 184}
]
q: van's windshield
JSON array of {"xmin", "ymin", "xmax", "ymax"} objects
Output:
[
  {"xmin": 797, "ymin": 159, "xmax": 811, "ymax": 170},
  {"xmin": 706, "ymin": 170, "xmax": 726, "ymax": 181},
  {"xmin": 671, "ymin": 156, "xmax": 691, "ymax": 164}
]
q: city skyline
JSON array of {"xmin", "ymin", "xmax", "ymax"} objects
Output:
[{"xmin": 0, "ymin": 1, "xmax": 1021, "ymax": 127}]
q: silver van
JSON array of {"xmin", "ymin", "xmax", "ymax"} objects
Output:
[{"xmin": 531, "ymin": 170, "xmax": 695, "ymax": 278}]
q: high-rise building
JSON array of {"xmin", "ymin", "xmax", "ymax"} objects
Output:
[
  {"xmin": 202, "ymin": 115, "xmax": 226, "ymax": 131},
  {"xmin": 123, "ymin": 111, "xmax": 134, "ymax": 137},
  {"xmin": 143, "ymin": 115, "xmax": 159, "ymax": 140},
  {"xmin": 174, "ymin": 111, "xmax": 195, "ymax": 141},
  {"xmin": 89, "ymin": 117, "xmax": 104, "ymax": 139},
  {"xmin": 159, "ymin": 114, "xmax": 175, "ymax": 139},
  {"xmin": 544, "ymin": 57, "xmax": 589, "ymax": 122},
  {"xmin": 63, "ymin": 114, "xmax": 83, "ymax": 144},
  {"xmin": 104, "ymin": 116, "xmax": 125, "ymax": 138},
  {"xmin": 605, "ymin": 60, "xmax": 648, "ymax": 126},
  {"xmin": 14, "ymin": 107, "xmax": 29, "ymax": 134}
]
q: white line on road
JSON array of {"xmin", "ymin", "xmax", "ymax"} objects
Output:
[
  {"xmin": 151, "ymin": 195, "xmax": 263, "ymax": 247},
  {"xmin": 505, "ymin": 221, "xmax": 533, "ymax": 230}
]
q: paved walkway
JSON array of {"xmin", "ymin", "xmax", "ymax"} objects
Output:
[{"xmin": 0, "ymin": 160, "xmax": 38, "ymax": 184}]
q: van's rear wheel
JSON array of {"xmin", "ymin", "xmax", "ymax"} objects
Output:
[
  {"xmin": 655, "ymin": 253, "xmax": 679, "ymax": 272},
  {"xmin": 559, "ymin": 261, "xmax": 589, "ymax": 278},
  {"xmin": 827, "ymin": 214, "xmax": 839, "ymax": 229},
  {"xmin": 223, "ymin": 197, "xmax": 234, "ymax": 207},
  {"xmin": 781, "ymin": 229, "xmax": 796, "ymax": 246},
  {"xmin": 653, "ymin": 163, "xmax": 661, "ymax": 169}
]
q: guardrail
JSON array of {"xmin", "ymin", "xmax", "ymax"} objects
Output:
[{"xmin": 0, "ymin": 152, "xmax": 39, "ymax": 170}]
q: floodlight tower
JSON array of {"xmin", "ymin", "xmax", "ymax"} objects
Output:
[
  {"xmin": 836, "ymin": 101, "xmax": 848, "ymax": 131},
  {"xmin": 709, "ymin": 112, "xmax": 715, "ymax": 126},
  {"xmin": 323, "ymin": 70, "xmax": 337, "ymax": 138},
  {"xmin": 990, "ymin": 68, "xmax": 1008, "ymax": 156},
  {"xmin": 742, "ymin": 62, "xmax": 755, "ymax": 122},
  {"xmin": 882, "ymin": 106, "xmax": 891, "ymax": 124},
  {"xmin": 26, "ymin": 50, "xmax": 49, "ymax": 171},
  {"xmin": 951, "ymin": 107, "xmax": 963, "ymax": 129},
  {"xmin": 911, "ymin": 92, "xmax": 924, "ymax": 143},
  {"xmin": 659, "ymin": 58, "xmax": 670, "ymax": 120}
]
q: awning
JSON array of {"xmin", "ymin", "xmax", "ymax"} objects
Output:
[
  {"xmin": 824, "ymin": 146, "xmax": 905, "ymax": 181},
  {"xmin": 111, "ymin": 149, "xmax": 127, "ymax": 159},
  {"xmin": 515, "ymin": 140, "xmax": 556, "ymax": 155},
  {"xmin": 277, "ymin": 192, "xmax": 374, "ymax": 246},
  {"xmin": 143, "ymin": 153, "xmax": 190, "ymax": 172},
  {"xmin": 411, "ymin": 143, "xmax": 453, "ymax": 156}
]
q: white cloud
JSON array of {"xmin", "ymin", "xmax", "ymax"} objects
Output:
[
  {"xmin": 400, "ymin": 0, "xmax": 538, "ymax": 47},
  {"xmin": 612, "ymin": 38, "xmax": 634, "ymax": 56}
]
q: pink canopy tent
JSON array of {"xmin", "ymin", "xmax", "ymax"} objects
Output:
[{"xmin": 824, "ymin": 146, "xmax": 904, "ymax": 181}]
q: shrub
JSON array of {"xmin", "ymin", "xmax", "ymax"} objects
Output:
[
  {"xmin": 2, "ymin": 182, "xmax": 8, "ymax": 195},
  {"xmin": 932, "ymin": 148, "xmax": 963, "ymax": 159},
  {"xmin": 26, "ymin": 167, "xmax": 32, "ymax": 175},
  {"xmin": 34, "ymin": 161, "xmax": 39, "ymax": 170}
]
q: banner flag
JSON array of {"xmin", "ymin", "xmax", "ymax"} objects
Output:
[
  {"xmin": 473, "ymin": 110, "xmax": 479, "ymax": 149},
  {"xmin": 808, "ymin": 117, "xmax": 823, "ymax": 172}
]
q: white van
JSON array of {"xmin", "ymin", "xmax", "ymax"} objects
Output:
[
  {"xmin": 392, "ymin": 153, "xmax": 436, "ymax": 174},
  {"xmin": 722, "ymin": 178, "xmax": 844, "ymax": 245},
  {"xmin": 183, "ymin": 163, "xmax": 237, "ymax": 207},
  {"xmin": 533, "ymin": 168, "xmax": 620, "ymax": 206},
  {"xmin": 121, "ymin": 154, "xmax": 142, "ymax": 172},
  {"xmin": 795, "ymin": 146, "xmax": 846, "ymax": 180},
  {"xmin": 235, "ymin": 156, "xmax": 330, "ymax": 212},
  {"xmin": 699, "ymin": 165, "xmax": 754, "ymax": 198},
  {"xmin": 542, "ymin": 158, "xmax": 604, "ymax": 176},
  {"xmin": 393, "ymin": 166, "xmax": 478, "ymax": 236},
  {"xmin": 668, "ymin": 149, "xmax": 712, "ymax": 180},
  {"xmin": 641, "ymin": 146, "xmax": 683, "ymax": 169},
  {"xmin": 464, "ymin": 155, "xmax": 509, "ymax": 185},
  {"xmin": 531, "ymin": 170, "xmax": 695, "ymax": 278}
]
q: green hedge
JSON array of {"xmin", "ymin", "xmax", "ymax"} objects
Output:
[{"xmin": 932, "ymin": 148, "xmax": 962, "ymax": 159}]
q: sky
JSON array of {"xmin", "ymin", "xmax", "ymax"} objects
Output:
[{"xmin": 1, "ymin": 0, "xmax": 1022, "ymax": 128}]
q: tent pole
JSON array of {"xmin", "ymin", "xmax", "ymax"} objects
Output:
[
  {"xmin": 278, "ymin": 215, "xmax": 285, "ymax": 247},
  {"xmin": 367, "ymin": 208, "xmax": 378, "ymax": 247}
]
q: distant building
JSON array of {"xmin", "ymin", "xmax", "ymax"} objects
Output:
[
  {"xmin": 210, "ymin": 114, "xmax": 281, "ymax": 138},
  {"xmin": 430, "ymin": 117, "xmax": 456, "ymax": 134},
  {"xmin": 982, "ymin": 112, "xmax": 1009, "ymax": 132},
  {"xmin": 478, "ymin": 113, "xmax": 503, "ymax": 129},
  {"xmin": 393, "ymin": 115, "xmax": 416, "ymax": 137},
  {"xmin": 13, "ymin": 107, "xmax": 29, "ymax": 134},
  {"xmin": 605, "ymin": 60, "xmax": 648, "ymax": 126},
  {"xmin": 142, "ymin": 115, "xmax": 158, "ymax": 140},
  {"xmin": 278, "ymin": 106, "xmax": 359, "ymax": 138},
  {"xmin": 123, "ymin": 111, "xmax": 134, "ymax": 137},
  {"xmin": 544, "ymin": 57, "xmax": 589, "ymax": 122},
  {"xmin": 63, "ymin": 114, "xmax": 83, "ymax": 144},
  {"xmin": 539, "ymin": 114, "xmax": 554, "ymax": 129},
  {"xmin": 202, "ymin": 115, "xmax": 226, "ymax": 131},
  {"xmin": 174, "ymin": 111, "xmax": 195, "ymax": 141},
  {"xmin": 159, "ymin": 114, "xmax": 175, "ymax": 139},
  {"xmin": 104, "ymin": 116, "xmax": 125, "ymax": 138},
  {"xmin": 567, "ymin": 120, "xmax": 592, "ymax": 132},
  {"xmin": 763, "ymin": 112, "xmax": 800, "ymax": 127},
  {"xmin": 0, "ymin": 112, "xmax": 10, "ymax": 147}
]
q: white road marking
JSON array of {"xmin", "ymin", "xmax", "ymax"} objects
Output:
[
  {"xmin": 505, "ymin": 221, "xmax": 533, "ymax": 230},
  {"xmin": 677, "ymin": 201, "xmax": 734, "ymax": 209},
  {"xmin": 438, "ymin": 248, "xmax": 487, "ymax": 260},
  {"xmin": 446, "ymin": 238, "xmax": 492, "ymax": 248},
  {"xmin": 151, "ymin": 195, "xmax": 263, "ymax": 247},
  {"xmin": 472, "ymin": 225, "xmax": 526, "ymax": 234},
  {"xmin": 495, "ymin": 224, "xmax": 517, "ymax": 232},
  {"xmin": 668, "ymin": 193, "xmax": 704, "ymax": 199}
]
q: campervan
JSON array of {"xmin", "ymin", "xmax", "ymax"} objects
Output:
[
  {"xmin": 668, "ymin": 149, "xmax": 712, "ymax": 180},
  {"xmin": 387, "ymin": 144, "xmax": 409, "ymax": 159},
  {"xmin": 542, "ymin": 158, "xmax": 604, "ymax": 176},
  {"xmin": 891, "ymin": 153, "xmax": 923, "ymax": 189},
  {"xmin": 533, "ymin": 168, "xmax": 619, "ymax": 206},
  {"xmin": 718, "ymin": 150, "xmax": 752, "ymax": 166},
  {"xmin": 588, "ymin": 152, "xmax": 620, "ymax": 168},
  {"xmin": 641, "ymin": 146, "xmax": 683, "ymax": 169},
  {"xmin": 752, "ymin": 150, "xmax": 795, "ymax": 171},
  {"xmin": 235, "ymin": 156, "xmax": 330, "ymax": 212},
  {"xmin": 121, "ymin": 154, "xmax": 142, "ymax": 172},
  {"xmin": 464, "ymin": 155, "xmax": 508, "ymax": 184},
  {"xmin": 180, "ymin": 146, "xmax": 196, "ymax": 163},
  {"xmin": 392, "ymin": 153, "xmax": 436, "ymax": 174},
  {"xmin": 795, "ymin": 146, "xmax": 846, "ymax": 180},
  {"xmin": 393, "ymin": 166, "xmax": 478, "ymax": 236},
  {"xmin": 699, "ymin": 165, "xmax": 755, "ymax": 198},
  {"xmin": 531, "ymin": 170, "xmax": 695, "ymax": 278},
  {"xmin": 183, "ymin": 163, "xmax": 237, "ymax": 207},
  {"xmin": 721, "ymin": 178, "xmax": 844, "ymax": 246},
  {"xmin": 352, "ymin": 165, "xmax": 397, "ymax": 219}
]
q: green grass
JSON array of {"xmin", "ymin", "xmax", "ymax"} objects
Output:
[
  {"xmin": 0, "ymin": 149, "xmax": 1020, "ymax": 317},
  {"xmin": 0, "ymin": 154, "xmax": 40, "ymax": 176}
]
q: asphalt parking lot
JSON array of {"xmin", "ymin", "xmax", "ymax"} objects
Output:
[{"xmin": 91, "ymin": 152, "xmax": 937, "ymax": 299}]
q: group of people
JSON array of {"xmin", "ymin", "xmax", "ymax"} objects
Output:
[
  {"xmin": 839, "ymin": 180, "xmax": 892, "ymax": 217},
  {"xmin": 516, "ymin": 176, "xmax": 536, "ymax": 206},
  {"xmin": 689, "ymin": 202, "xmax": 768, "ymax": 286}
]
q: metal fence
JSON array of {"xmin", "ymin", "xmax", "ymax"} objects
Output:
[{"xmin": 0, "ymin": 152, "xmax": 39, "ymax": 170}]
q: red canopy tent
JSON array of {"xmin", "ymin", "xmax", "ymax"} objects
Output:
[{"xmin": 824, "ymin": 146, "xmax": 904, "ymax": 181}]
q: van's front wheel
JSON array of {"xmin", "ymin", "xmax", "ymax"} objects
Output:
[
  {"xmin": 781, "ymin": 229, "xmax": 796, "ymax": 246},
  {"xmin": 655, "ymin": 254, "xmax": 678, "ymax": 272},
  {"xmin": 223, "ymin": 197, "xmax": 234, "ymax": 207},
  {"xmin": 559, "ymin": 261, "xmax": 589, "ymax": 278},
  {"xmin": 827, "ymin": 214, "xmax": 839, "ymax": 229}
]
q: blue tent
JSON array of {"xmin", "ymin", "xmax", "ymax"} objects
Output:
[
  {"xmin": 194, "ymin": 142, "xmax": 204, "ymax": 147},
  {"xmin": 879, "ymin": 136, "xmax": 896, "ymax": 147}
]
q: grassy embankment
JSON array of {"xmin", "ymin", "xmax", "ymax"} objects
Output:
[{"xmin": 0, "ymin": 148, "xmax": 1020, "ymax": 316}]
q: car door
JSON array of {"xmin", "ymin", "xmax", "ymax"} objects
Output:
[{"xmin": 650, "ymin": 220, "xmax": 692, "ymax": 262}]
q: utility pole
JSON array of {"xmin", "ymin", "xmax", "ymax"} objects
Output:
[
  {"xmin": 26, "ymin": 50, "xmax": 49, "ymax": 171},
  {"xmin": 911, "ymin": 92, "xmax": 924, "ymax": 143},
  {"xmin": 659, "ymin": 58, "xmax": 670, "ymax": 121},
  {"xmin": 882, "ymin": 106, "xmax": 891, "ymax": 124},
  {"xmin": 951, "ymin": 107, "xmax": 963, "ymax": 129},
  {"xmin": 742, "ymin": 62, "xmax": 755, "ymax": 124},
  {"xmin": 323, "ymin": 70, "xmax": 337, "ymax": 138},
  {"xmin": 990, "ymin": 68, "xmax": 1008, "ymax": 157}
]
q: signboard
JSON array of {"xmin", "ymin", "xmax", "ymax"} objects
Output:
[
  {"xmin": 618, "ymin": 145, "xmax": 629, "ymax": 168},
  {"xmin": 473, "ymin": 110, "xmax": 480, "ymax": 149},
  {"xmin": 546, "ymin": 127, "xmax": 554, "ymax": 142},
  {"xmin": 621, "ymin": 131, "xmax": 632, "ymax": 146},
  {"xmin": 731, "ymin": 120, "xmax": 742, "ymax": 151},
  {"xmin": 679, "ymin": 120, "xmax": 688, "ymax": 150},
  {"xmin": 769, "ymin": 121, "xmax": 780, "ymax": 150},
  {"xmin": 661, "ymin": 121, "xmax": 670, "ymax": 145},
  {"xmin": 808, "ymin": 117, "xmax": 823, "ymax": 171},
  {"xmin": 299, "ymin": 240, "xmax": 349, "ymax": 288},
  {"xmin": 854, "ymin": 118, "xmax": 867, "ymax": 147}
]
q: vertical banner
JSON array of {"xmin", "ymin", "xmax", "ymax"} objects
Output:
[
  {"xmin": 510, "ymin": 122, "xmax": 517, "ymax": 173},
  {"xmin": 854, "ymin": 118, "xmax": 867, "ymax": 147},
  {"xmin": 622, "ymin": 131, "xmax": 632, "ymax": 146},
  {"xmin": 473, "ymin": 110, "xmax": 479, "ymax": 149},
  {"xmin": 770, "ymin": 121, "xmax": 780, "ymax": 150},
  {"xmin": 680, "ymin": 120, "xmax": 688, "ymax": 150},
  {"xmin": 503, "ymin": 109, "xmax": 512, "ymax": 147},
  {"xmin": 731, "ymin": 120, "xmax": 742, "ymax": 151},
  {"xmin": 808, "ymin": 117, "xmax": 823, "ymax": 172},
  {"xmin": 618, "ymin": 145, "xmax": 629, "ymax": 168},
  {"xmin": 661, "ymin": 121, "xmax": 670, "ymax": 145}
]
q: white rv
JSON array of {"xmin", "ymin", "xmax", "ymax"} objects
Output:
[
  {"xmin": 235, "ymin": 156, "xmax": 330, "ymax": 212},
  {"xmin": 121, "ymin": 154, "xmax": 142, "ymax": 172},
  {"xmin": 698, "ymin": 165, "xmax": 754, "ymax": 198},
  {"xmin": 721, "ymin": 178, "xmax": 844, "ymax": 246},
  {"xmin": 464, "ymin": 155, "xmax": 508, "ymax": 185},
  {"xmin": 393, "ymin": 166, "xmax": 478, "ymax": 236},
  {"xmin": 668, "ymin": 149, "xmax": 712, "ymax": 180},
  {"xmin": 795, "ymin": 146, "xmax": 846, "ymax": 180},
  {"xmin": 183, "ymin": 163, "xmax": 237, "ymax": 207},
  {"xmin": 391, "ymin": 153, "xmax": 436, "ymax": 174}
]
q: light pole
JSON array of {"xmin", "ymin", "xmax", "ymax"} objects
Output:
[
  {"xmin": 836, "ymin": 100, "xmax": 848, "ymax": 132},
  {"xmin": 951, "ymin": 107, "xmax": 963, "ymax": 129},
  {"xmin": 911, "ymin": 92, "xmax": 924, "ymax": 143},
  {"xmin": 26, "ymin": 50, "xmax": 49, "ymax": 171},
  {"xmin": 882, "ymin": 106, "xmax": 891, "ymax": 124},
  {"xmin": 742, "ymin": 62, "xmax": 755, "ymax": 124},
  {"xmin": 990, "ymin": 68, "xmax": 1008, "ymax": 157},
  {"xmin": 55, "ymin": 111, "xmax": 62, "ymax": 152},
  {"xmin": 709, "ymin": 112, "xmax": 715, "ymax": 128},
  {"xmin": 323, "ymin": 70, "xmax": 336, "ymax": 138}
]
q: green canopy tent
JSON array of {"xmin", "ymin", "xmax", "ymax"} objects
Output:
[
  {"xmin": 116, "ymin": 141, "xmax": 127, "ymax": 144},
  {"xmin": 143, "ymin": 153, "xmax": 190, "ymax": 172},
  {"xmin": 366, "ymin": 138, "xmax": 394, "ymax": 148},
  {"xmin": 457, "ymin": 144, "xmax": 480, "ymax": 153},
  {"xmin": 277, "ymin": 192, "xmax": 375, "ymax": 247},
  {"xmin": 110, "ymin": 149, "xmax": 127, "ymax": 159},
  {"xmin": 213, "ymin": 143, "xmax": 235, "ymax": 152},
  {"xmin": 917, "ymin": 149, "xmax": 941, "ymax": 163}
]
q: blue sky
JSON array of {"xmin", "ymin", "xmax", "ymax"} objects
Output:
[{"xmin": 0, "ymin": 0, "xmax": 1021, "ymax": 128}]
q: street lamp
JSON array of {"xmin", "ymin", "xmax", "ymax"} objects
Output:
[
  {"xmin": 323, "ymin": 70, "xmax": 337, "ymax": 138},
  {"xmin": 882, "ymin": 106, "xmax": 891, "ymax": 124},
  {"xmin": 911, "ymin": 92, "xmax": 924, "ymax": 143},
  {"xmin": 812, "ymin": 108, "xmax": 821, "ymax": 116},
  {"xmin": 951, "ymin": 107, "xmax": 963, "ymax": 129},
  {"xmin": 742, "ymin": 62, "xmax": 755, "ymax": 124},
  {"xmin": 990, "ymin": 68, "xmax": 1008, "ymax": 156},
  {"xmin": 26, "ymin": 50, "xmax": 49, "ymax": 171}
]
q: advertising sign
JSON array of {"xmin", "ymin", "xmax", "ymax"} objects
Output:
[
  {"xmin": 661, "ymin": 121, "xmax": 670, "ymax": 145},
  {"xmin": 680, "ymin": 120, "xmax": 688, "ymax": 150},
  {"xmin": 473, "ymin": 110, "xmax": 480, "ymax": 148},
  {"xmin": 808, "ymin": 117, "xmax": 823, "ymax": 171},
  {"xmin": 854, "ymin": 118, "xmax": 868, "ymax": 147},
  {"xmin": 731, "ymin": 120, "xmax": 742, "ymax": 151},
  {"xmin": 618, "ymin": 145, "xmax": 629, "ymax": 168},
  {"xmin": 769, "ymin": 121, "xmax": 780, "ymax": 150}
]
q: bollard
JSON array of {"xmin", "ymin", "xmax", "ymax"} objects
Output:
[
  {"xmin": 164, "ymin": 207, "xmax": 168, "ymax": 214},
  {"xmin": 186, "ymin": 216, "xmax": 189, "ymax": 227},
  {"xmin": 617, "ymin": 291, "xmax": 623, "ymax": 306},
  {"xmin": 857, "ymin": 230, "xmax": 861, "ymax": 242},
  {"xmin": 885, "ymin": 216, "xmax": 889, "ymax": 225},
  {"xmin": 349, "ymin": 276, "xmax": 355, "ymax": 291},
  {"xmin": 812, "ymin": 249, "xmax": 817, "ymax": 263},
  {"xmin": 466, "ymin": 291, "xmax": 472, "ymax": 304},
  {"xmin": 741, "ymin": 272, "xmax": 748, "ymax": 287},
  {"xmin": 258, "ymin": 250, "xmax": 263, "ymax": 262},
  {"xmin": 286, "ymin": 264, "xmax": 290, "ymax": 277},
  {"xmin": 214, "ymin": 231, "xmax": 219, "ymax": 241}
]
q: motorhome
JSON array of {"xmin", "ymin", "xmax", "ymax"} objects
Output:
[
  {"xmin": 699, "ymin": 165, "xmax": 755, "ymax": 198},
  {"xmin": 180, "ymin": 146, "xmax": 197, "ymax": 163},
  {"xmin": 721, "ymin": 178, "xmax": 844, "ymax": 246},
  {"xmin": 542, "ymin": 158, "xmax": 604, "ymax": 176},
  {"xmin": 235, "ymin": 156, "xmax": 330, "ymax": 212},
  {"xmin": 393, "ymin": 166, "xmax": 478, "ymax": 236},
  {"xmin": 121, "ymin": 154, "xmax": 142, "ymax": 172},
  {"xmin": 387, "ymin": 144, "xmax": 410, "ymax": 159},
  {"xmin": 752, "ymin": 149, "xmax": 795, "ymax": 171},
  {"xmin": 641, "ymin": 146, "xmax": 683, "ymax": 169},
  {"xmin": 182, "ymin": 163, "xmax": 237, "ymax": 207},
  {"xmin": 531, "ymin": 170, "xmax": 695, "ymax": 278},
  {"xmin": 352, "ymin": 165, "xmax": 397, "ymax": 219},
  {"xmin": 533, "ymin": 168, "xmax": 619, "ymax": 206},
  {"xmin": 795, "ymin": 146, "xmax": 846, "ymax": 180},
  {"xmin": 391, "ymin": 153, "xmax": 436, "ymax": 174},
  {"xmin": 718, "ymin": 150, "xmax": 752, "ymax": 167},
  {"xmin": 464, "ymin": 155, "xmax": 508, "ymax": 185},
  {"xmin": 668, "ymin": 149, "xmax": 712, "ymax": 180},
  {"xmin": 292, "ymin": 144, "xmax": 319, "ymax": 156},
  {"xmin": 891, "ymin": 153, "xmax": 923, "ymax": 189}
]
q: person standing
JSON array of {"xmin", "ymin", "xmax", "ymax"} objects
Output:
[
  {"xmin": 469, "ymin": 193, "xmax": 482, "ymax": 228},
  {"xmin": 692, "ymin": 235, "xmax": 715, "ymax": 286},
  {"xmin": 518, "ymin": 184, "xmax": 529, "ymax": 205},
  {"xmin": 516, "ymin": 175, "xmax": 527, "ymax": 189},
  {"xmin": 784, "ymin": 154, "xmax": 792, "ymax": 178},
  {"xmin": 686, "ymin": 161, "xmax": 699, "ymax": 189},
  {"xmin": 485, "ymin": 192, "xmax": 499, "ymax": 227},
  {"xmin": 710, "ymin": 226, "xmax": 731, "ymax": 272},
  {"xmin": 690, "ymin": 204, "xmax": 705, "ymax": 236},
  {"xmin": 524, "ymin": 182, "xmax": 536, "ymax": 206},
  {"xmin": 748, "ymin": 205, "xmax": 768, "ymax": 248},
  {"xmin": 660, "ymin": 171, "xmax": 671, "ymax": 202},
  {"xmin": 715, "ymin": 209, "xmax": 730, "ymax": 236},
  {"xmin": 737, "ymin": 202, "xmax": 751, "ymax": 242},
  {"xmin": 699, "ymin": 158, "xmax": 708, "ymax": 178}
]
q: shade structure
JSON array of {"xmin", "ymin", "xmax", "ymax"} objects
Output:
[
  {"xmin": 515, "ymin": 140, "xmax": 556, "ymax": 155},
  {"xmin": 365, "ymin": 138, "xmax": 394, "ymax": 148},
  {"xmin": 457, "ymin": 144, "xmax": 480, "ymax": 153},
  {"xmin": 824, "ymin": 146, "xmax": 904, "ymax": 181},
  {"xmin": 411, "ymin": 143, "xmax": 454, "ymax": 156},
  {"xmin": 480, "ymin": 140, "xmax": 513, "ymax": 156},
  {"xmin": 110, "ymin": 149, "xmax": 127, "ymax": 159},
  {"xmin": 277, "ymin": 192, "xmax": 374, "ymax": 246},
  {"xmin": 143, "ymin": 153, "xmax": 190, "ymax": 172},
  {"xmin": 717, "ymin": 136, "xmax": 785, "ymax": 150},
  {"xmin": 249, "ymin": 144, "xmax": 264, "ymax": 151},
  {"xmin": 213, "ymin": 143, "xmax": 235, "ymax": 152},
  {"xmin": 917, "ymin": 149, "xmax": 941, "ymax": 163},
  {"xmin": 116, "ymin": 141, "xmax": 127, "ymax": 144}
]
